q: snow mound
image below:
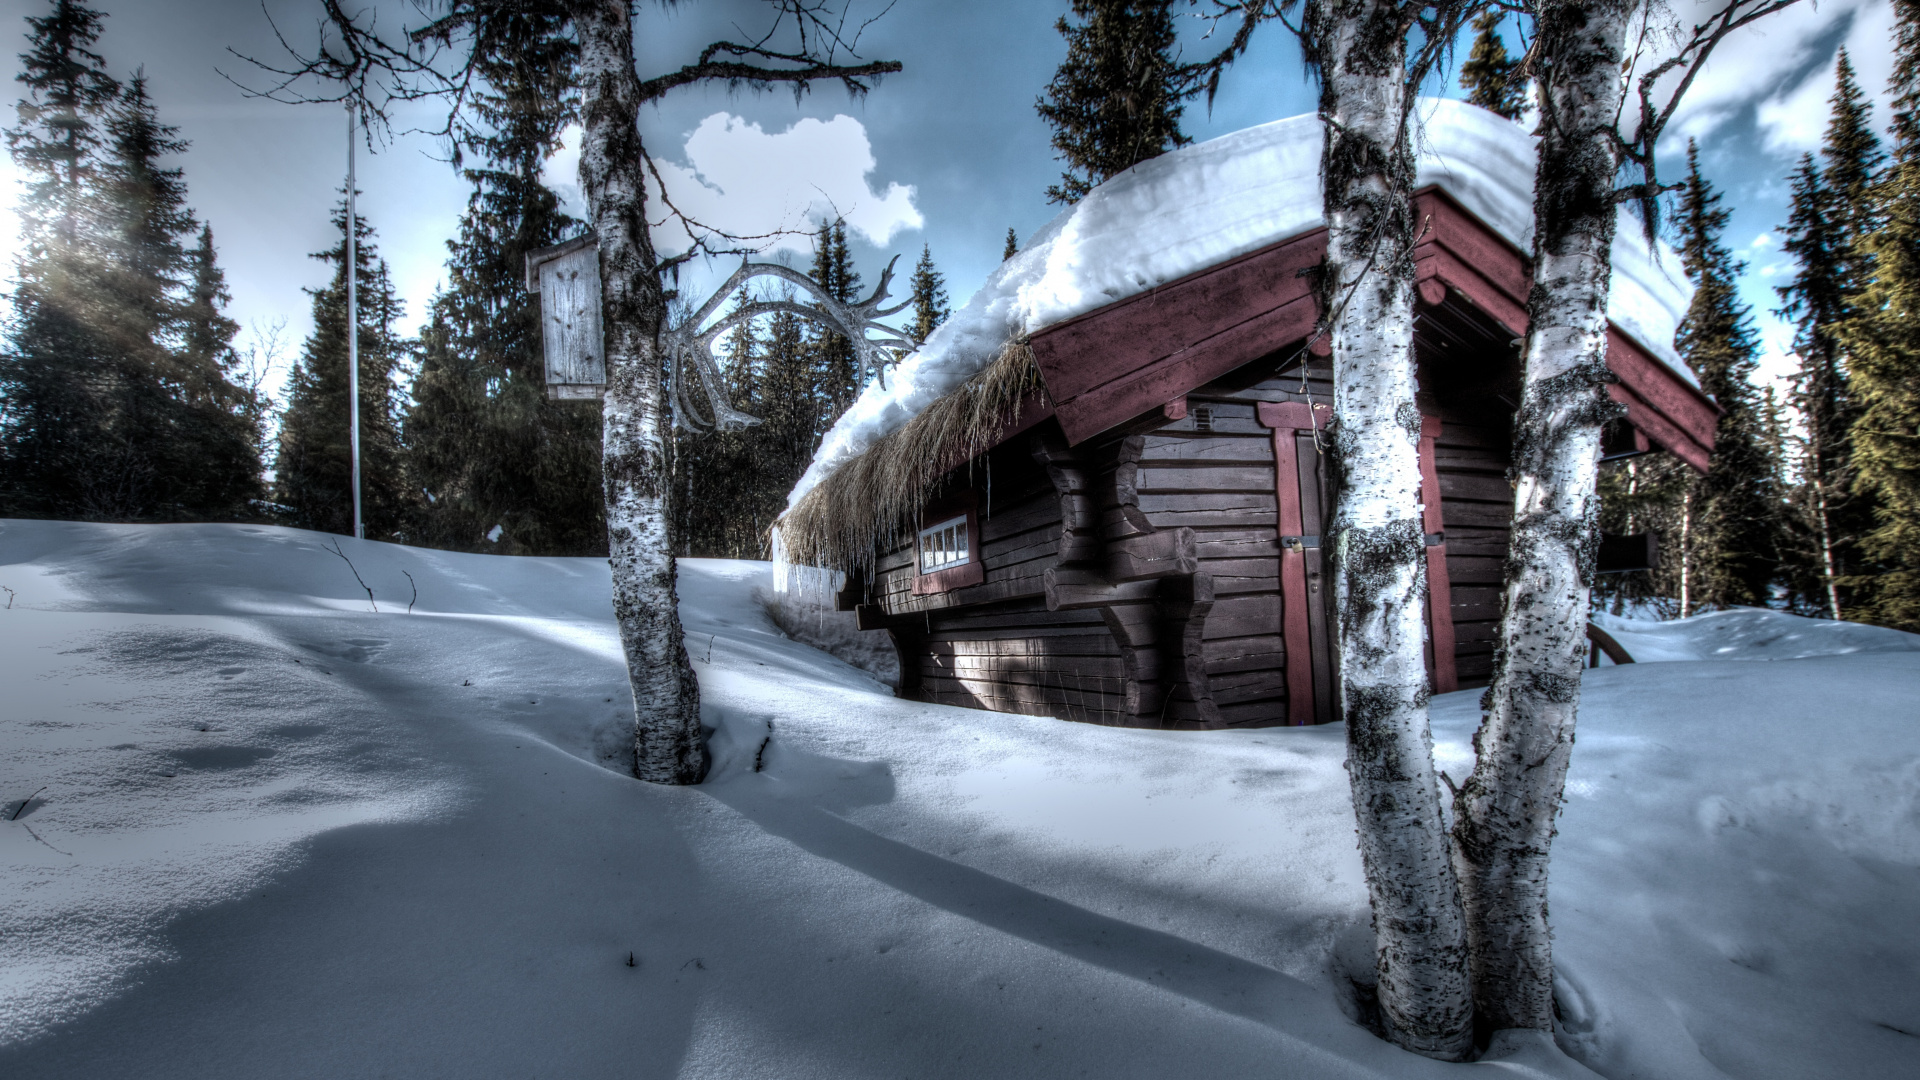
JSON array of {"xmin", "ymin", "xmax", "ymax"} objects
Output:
[
  {"xmin": 1592, "ymin": 607, "xmax": 1920, "ymax": 664},
  {"xmin": 789, "ymin": 98, "xmax": 1695, "ymax": 510}
]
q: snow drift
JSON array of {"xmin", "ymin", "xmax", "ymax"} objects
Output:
[{"xmin": 787, "ymin": 98, "xmax": 1696, "ymax": 511}]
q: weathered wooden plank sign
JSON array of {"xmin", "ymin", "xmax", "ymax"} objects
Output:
[{"xmin": 525, "ymin": 234, "xmax": 605, "ymax": 401}]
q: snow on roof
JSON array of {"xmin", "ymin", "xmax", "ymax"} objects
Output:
[{"xmin": 787, "ymin": 98, "xmax": 1696, "ymax": 511}]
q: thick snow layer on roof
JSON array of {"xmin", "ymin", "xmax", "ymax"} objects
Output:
[
  {"xmin": 7, "ymin": 521, "xmax": 1917, "ymax": 1077},
  {"xmin": 788, "ymin": 98, "xmax": 1695, "ymax": 510}
]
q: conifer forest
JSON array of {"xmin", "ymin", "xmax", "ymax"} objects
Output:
[{"xmin": 4, "ymin": 2, "xmax": 1920, "ymax": 1077}]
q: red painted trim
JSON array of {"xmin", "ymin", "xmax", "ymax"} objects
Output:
[
  {"xmin": 1259, "ymin": 400, "xmax": 1331, "ymax": 726},
  {"xmin": 912, "ymin": 561, "xmax": 983, "ymax": 594},
  {"xmin": 1418, "ymin": 416, "xmax": 1458, "ymax": 695},
  {"xmin": 1009, "ymin": 184, "xmax": 1712, "ymax": 468},
  {"xmin": 912, "ymin": 490, "xmax": 982, "ymax": 596}
]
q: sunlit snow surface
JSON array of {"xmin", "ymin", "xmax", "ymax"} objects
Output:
[
  {"xmin": 789, "ymin": 98, "xmax": 1697, "ymax": 510},
  {"xmin": 2, "ymin": 521, "xmax": 1917, "ymax": 1079}
]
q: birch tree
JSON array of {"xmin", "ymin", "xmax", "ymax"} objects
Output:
[
  {"xmin": 1181, "ymin": 0, "xmax": 1476, "ymax": 1056},
  {"xmin": 1452, "ymin": 0, "xmax": 1801, "ymax": 1032},
  {"xmin": 1304, "ymin": 0, "xmax": 1478, "ymax": 1058},
  {"xmin": 244, "ymin": 0, "xmax": 899, "ymax": 784}
]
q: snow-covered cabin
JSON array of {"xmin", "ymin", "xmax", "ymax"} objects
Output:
[{"xmin": 777, "ymin": 100, "xmax": 1716, "ymax": 729}]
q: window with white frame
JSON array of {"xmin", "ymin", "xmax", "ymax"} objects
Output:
[{"xmin": 918, "ymin": 514, "xmax": 971, "ymax": 574}]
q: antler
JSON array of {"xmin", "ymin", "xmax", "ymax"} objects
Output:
[{"xmin": 664, "ymin": 255, "xmax": 916, "ymax": 432}]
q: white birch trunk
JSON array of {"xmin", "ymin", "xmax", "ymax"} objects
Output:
[
  {"xmin": 1314, "ymin": 0, "xmax": 1473, "ymax": 1059},
  {"xmin": 1450, "ymin": 0, "xmax": 1633, "ymax": 1031},
  {"xmin": 575, "ymin": 0, "xmax": 706, "ymax": 784}
]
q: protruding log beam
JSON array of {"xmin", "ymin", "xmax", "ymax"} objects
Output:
[
  {"xmin": 1108, "ymin": 527, "xmax": 1199, "ymax": 581},
  {"xmin": 1044, "ymin": 568, "xmax": 1160, "ymax": 611}
]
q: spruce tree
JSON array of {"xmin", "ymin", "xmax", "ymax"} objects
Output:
[
  {"xmin": 1837, "ymin": 0, "xmax": 1920, "ymax": 630},
  {"xmin": 97, "ymin": 74, "xmax": 259, "ymax": 519},
  {"xmin": 678, "ymin": 298, "xmax": 765, "ymax": 557},
  {"xmin": 273, "ymin": 204, "xmax": 413, "ymax": 539},
  {"xmin": 907, "ymin": 244, "xmax": 949, "ymax": 345},
  {"xmin": 1036, "ymin": 0, "xmax": 1190, "ymax": 204},
  {"xmin": 404, "ymin": 9, "xmax": 603, "ymax": 556},
  {"xmin": 0, "ymin": 0, "xmax": 119, "ymax": 516},
  {"xmin": 754, "ymin": 306, "xmax": 819, "ymax": 513},
  {"xmin": 1673, "ymin": 142, "xmax": 1780, "ymax": 610},
  {"xmin": 1458, "ymin": 10, "xmax": 1527, "ymax": 120},
  {"xmin": 1778, "ymin": 49, "xmax": 1887, "ymax": 617},
  {"xmin": 808, "ymin": 218, "xmax": 863, "ymax": 420},
  {"xmin": 1003, "ymin": 226, "xmax": 1019, "ymax": 260}
]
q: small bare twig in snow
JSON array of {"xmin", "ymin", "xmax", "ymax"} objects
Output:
[
  {"xmin": 1, "ymin": 585, "xmax": 14, "ymax": 609},
  {"xmin": 10, "ymin": 786, "xmax": 46, "ymax": 821},
  {"xmin": 323, "ymin": 538, "xmax": 378, "ymax": 612},
  {"xmin": 402, "ymin": 570, "xmax": 417, "ymax": 614}
]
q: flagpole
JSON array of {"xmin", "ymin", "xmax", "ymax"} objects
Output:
[{"xmin": 346, "ymin": 102, "xmax": 362, "ymax": 541}]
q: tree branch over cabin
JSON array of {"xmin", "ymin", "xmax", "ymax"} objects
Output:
[
  {"xmin": 1613, "ymin": 0, "xmax": 1803, "ymax": 233},
  {"xmin": 230, "ymin": 1, "xmax": 901, "ymax": 147}
]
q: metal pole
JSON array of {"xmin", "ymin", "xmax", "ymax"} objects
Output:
[{"xmin": 346, "ymin": 103, "xmax": 363, "ymax": 540}]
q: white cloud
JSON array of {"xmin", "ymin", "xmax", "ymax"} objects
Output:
[
  {"xmin": 542, "ymin": 113, "xmax": 922, "ymax": 257},
  {"xmin": 1751, "ymin": 232, "xmax": 1774, "ymax": 248},
  {"xmin": 1755, "ymin": 0, "xmax": 1897, "ymax": 154},
  {"xmin": 1633, "ymin": 0, "xmax": 1892, "ymax": 157}
]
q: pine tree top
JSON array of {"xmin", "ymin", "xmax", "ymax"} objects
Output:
[
  {"xmin": 1003, "ymin": 227, "xmax": 1019, "ymax": 261},
  {"xmin": 1459, "ymin": 11, "xmax": 1527, "ymax": 121},
  {"xmin": 908, "ymin": 244, "xmax": 949, "ymax": 346},
  {"xmin": 1676, "ymin": 142, "xmax": 1760, "ymax": 397},
  {"xmin": 1825, "ymin": 51, "xmax": 1884, "ymax": 210},
  {"xmin": 1036, "ymin": 0, "xmax": 1191, "ymax": 204}
]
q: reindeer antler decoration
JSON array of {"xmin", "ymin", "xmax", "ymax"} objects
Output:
[{"xmin": 665, "ymin": 255, "xmax": 917, "ymax": 431}]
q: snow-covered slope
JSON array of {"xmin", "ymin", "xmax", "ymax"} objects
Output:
[
  {"xmin": 788, "ymin": 99, "xmax": 1695, "ymax": 509},
  {"xmin": 1592, "ymin": 606, "xmax": 1920, "ymax": 664},
  {"xmin": 4, "ymin": 522, "xmax": 1915, "ymax": 1079}
]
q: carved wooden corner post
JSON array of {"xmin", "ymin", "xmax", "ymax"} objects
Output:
[{"xmin": 1035, "ymin": 430, "xmax": 1216, "ymax": 727}]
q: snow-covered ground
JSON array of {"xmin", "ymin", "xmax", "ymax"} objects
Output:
[{"xmin": 2, "ymin": 521, "xmax": 1916, "ymax": 1079}]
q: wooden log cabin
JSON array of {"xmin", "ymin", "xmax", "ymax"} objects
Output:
[{"xmin": 778, "ymin": 106, "xmax": 1716, "ymax": 729}]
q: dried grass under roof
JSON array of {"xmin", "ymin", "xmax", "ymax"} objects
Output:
[{"xmin": 780, "ymin": 341, "xmax": 1043, "ymax": 573}]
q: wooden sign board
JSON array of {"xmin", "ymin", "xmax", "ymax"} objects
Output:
[{"xmin": 526, "ymin": 234, "xmax": 605, "ymax": 401}]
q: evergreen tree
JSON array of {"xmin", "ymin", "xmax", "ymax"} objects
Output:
[
  {"xmin": 99, "ymin": 75, "xmax": 259, "ymax": 518},
  {"xmin": 1673, "ymin": 142, "xmax": 1780, "ymax": 611},
  {"xmin": 1458, "ymin": 10, "xmax": 1527, "ymax": 121},
  {"xmin": 403, "ymin": 9, "xmax": 603, "ymax": 556},
  {"xmin": 273, "ymin": 204, "xmax": 413, "ymax": 539},
  {"xmin": 678, "ymin": 297, "xmax": 766, "ymax": 557},
  {"xmin": 808, "ymin": 218, "xmax": 863, "ymax": 420},
  {"xmin": 754, "ymin": 306, "xmax": 819, "ymax": 516},
  {"xmin": 1003, "ymin": 226, "xmax": 1019, "ymax": 260},
  {"xmin": 1035, "ymin": 0, "xmax": 1190, "ymax": 204},
  {"xmin": 1776, "ymin": 49, "xmax": 1884, "ymax": 617},
  {"xmin": 1, "ymin": 12, "xmax": 259, "ymax": 521},
  {"xmin": 907, "ymin": 244, "xmax": 949, "ymax": 345},
  {"xmin": 1837, "ymin": 0, "xmax": 1920, "ymax": 630},
  {"xmin": 0, "ymin": 0, "xmax": 119, "ymax": 516}
]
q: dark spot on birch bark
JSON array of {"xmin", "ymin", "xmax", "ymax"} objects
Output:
[{"xmin": 1338, "ymin": 518, "xmax": 1424, "ymax": 633}]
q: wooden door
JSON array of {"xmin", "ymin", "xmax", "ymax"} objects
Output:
[
  {"xmin": 1257, "ymin": 401, "xmax": 1336, "ymax": 724},
  {"xmin": 1260, "ymin": 403, "xmax": 1460, "ymax": 723}
]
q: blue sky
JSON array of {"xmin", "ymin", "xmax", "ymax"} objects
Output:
[{"xmin": 0, "ymin": 0, "xmax": 1898, "ymax": 402}]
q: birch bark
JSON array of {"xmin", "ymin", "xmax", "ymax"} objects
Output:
[
  {"xmin": 575, "ymin": 0, "xmax": 706, "ymax": 784},
  {"xmin": 1450, "ymin": 0, "xmax": 1634, "ymax": 1031},
  {"xmin": 1311, "ymin": 0, "xmax": 1473, "ymax": 1059}
]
